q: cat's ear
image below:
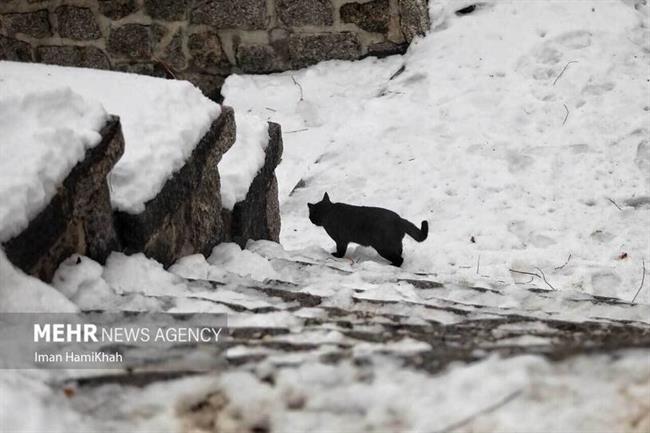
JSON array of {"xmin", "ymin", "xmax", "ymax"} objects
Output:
[{"xmin": 323, "ymin": 192, "xmax": 330, "ymax": 203}]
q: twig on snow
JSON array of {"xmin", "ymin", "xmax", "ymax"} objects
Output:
[
  {"xmin": 535, "ymin": 267, "xmax": 557, "ymax": 291},
  {"xmin": 554, "ymin": 254, "xmax": 572, "ymax": 270},
  {"xmin": 265, "ymin": 107, "xmax": 277, "ymax": 112},
  {"xmin": 291, "ymin": 75, "xmax": 304, "ymax": 101},
  {"xmin": 476, "ymin": 255, "xmax": 481, "ymax": 275},
  {"xmin": 632, "ymin": 259, "xmax": 646, "ymax": 303},
  {"xmin": 562, "ymin": 104, "xmax": 570, "ymax": 126},
  {"xmin": 285, "ymin": 128, "xmax": 309, "ymax": 134},
  {"xmin": 553, "ymin": 60, "xmax": 578, "ymax": 86},
  {"xmin": 509, "ymin": 269, "xmax": 541, "ymax": 278},
  {"xmin": 606, "ymin": 197, "xmax": 622, "ymax": 211},
  {"xmin": 434, "ymin": 389, "xmax": 524, "ymax": 433}
]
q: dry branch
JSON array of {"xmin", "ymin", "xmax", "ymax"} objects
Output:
[
  {"xmin": 553, "ymin": 60, "xmax": 578, "ymax": 86},
  {"xmin": 291, "ymin": 75, "xmax": 304, "ymax": 101},
  {"xmin": 632, "ymin": 259, "xmax": 646, "ymax": 303}
]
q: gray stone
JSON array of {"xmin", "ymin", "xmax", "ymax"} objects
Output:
[
  {"xmin": 288, "ymin": 33, "xmax": 361, "ymax": 68},
  {"xmin": 398, "ymin": 0, "xmax": 430, "ymax": 42},
  {"xmin": 0, "ymin": 35, "xmax": 33, "ymax": 61},
  {"xmin": 237, "ymin": 44, "xmax": 285, "ymax": 73},
  {"xmin": 98, "ymin": 0, "xmax": 138, "ymax": 20},
  {"xmin": 160, "ymin": 28, "xmax": 186, "ymax": 71},
  {"xmin": 223, "ymin": 122, "xmax": 283, "ymax": 246},
  {"xmin": 56, "ymin": 6, "xmax": 101, "ymax": 40},
  {"xmin": 1, "ymin": 10, "xmax": 51, "ymax": 38},
  {"xmin": 144, "ymin": 0, "xmax": 189, "ymax": 21},
  {"xmin": 276, "ymin": 0, "xmax": 333, "ymax": 27},
  {"xmin": 151, "ymin": 23, "xmax": 168, "ymax": 47},
  {"xmin": 37, "ymin": 45, "xmax": 111, "ymax": 69},
  {"xmin": 190, "ymin": 0, "xmax": 266, "ymax": 30},
  {"xmin": 178, "ymin": 71, "xmax": 226, "ymax": 101},
  {"xmin": 114, "ymin": 107, "xmax": 236, "ymax": 267},
  {"xmin": 114, "ymin": 61, "xmax": 168, "ymax": 78},
  {"xmin": 340, "ymin": 0, "xmax": 390, "ymax": 33},
  {"xmin": 367, "ymin": 40, "xmax": 408, "ymax": 57},
  {"xmin": 108, "ymin": 24, "xmax": 151, "ymax": 59},
  {"xmin": 188, "ymin": 31, "xmax": 231, "ymax": 74},
  {"xmin": 2, "ymin": 117, "xmax": 124, "ymax": 282}
]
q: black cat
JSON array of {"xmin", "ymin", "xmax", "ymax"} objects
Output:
[{"xmin": 308, "ymin": 192, "xmax": 428, "ymax": 267}]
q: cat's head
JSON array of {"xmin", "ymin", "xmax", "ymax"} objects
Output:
[{"xmin": 307, "ymin": 192, "xmax": 331, "ymax": 226}]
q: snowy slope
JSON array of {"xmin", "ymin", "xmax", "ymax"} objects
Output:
[
  {"xmin": 0, "ymin": 88, "xmax": 107, "ymax": 242},
  {"xmin": 222, "ymin": 0, "xmax": 650, "ymax": 304},
  {"xmin": 0, "ymin": 61, "xmax": 221, "ymax": 214}
]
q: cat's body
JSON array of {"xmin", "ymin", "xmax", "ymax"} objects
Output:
[{"xmin": 308, "ymin": 193, "xmax": 428, "ymax": 267}]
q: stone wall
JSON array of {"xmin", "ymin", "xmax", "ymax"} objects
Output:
[{"xmin": 0, "ymin": 0, "xmax": 429, "ymax": 99}]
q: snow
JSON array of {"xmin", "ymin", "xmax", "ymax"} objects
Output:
[
  {"xmin": 219, "ymin": 112, "xmax": 270, "ymax": 210},
  {"xmin": 0, "ymin": 88, "xmax": 107, "ymax": 242},
  {"xmin": 222, "ymin": 0, "xmax": 650, "ymax": 304},
  {"xmin": 0, "ymin": 61, "xmax": 221, "ymax": 214},
  {"xmin": 0, "ymin": 249, "xmax": 78, "ymax": 313},
  {"xmin": 1, "ymin": 0, "xmax": 650, "ymax": 431}
]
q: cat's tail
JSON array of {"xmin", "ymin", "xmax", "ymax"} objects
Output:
[{"xmin": 402, "ymin": 219, "xmax": 428, "ymax": 242}]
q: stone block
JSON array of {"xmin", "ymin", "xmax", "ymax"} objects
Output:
[
  {"xmin": 0, "ymin": 35, "xmax": 33, "ymax": 61},
  {"xmin": 223, "ymin": 122, "xmax": 282, "ymax": 246},
  {"xmin": 2, "ymin": 117, "xmax": 125, "ymax": 282},
  {"xmin": 56, "ymin": 6, "xmax": 101, "ymax": 40},
  {"xmin": 1, "ymin": 10, "xmax": 51, "ymax": 38},
  {"xmin": 98, "ymin": 0, "xmax": 138, "ymax": 20},
  {"xmin": 276, "ymin": 0, "xmax": 333, "ymax": 27},
  {"xmin": 108, "ymin": 24, "xmax": 151, "ymax": 59},
  {"xmin": 37, "ymin": 45, "xmax": 111, "ymax": 70},
  {"xmin": 340, "ymin": 0, "xmax": 390, "ymax": 33},
  {"xmin": 178, "ymin": 71, "xmax": 226, "ymax": 102},
  {"xmin": 288, "ymin": 33, "xmax": 361, "ymax": 69},
  {"xmin": 190, "ymin": 0, "xmax": 266, "ymax": 30},
  {"xmin": 114, "ymin": 107, "xmax": 236, "ymax": 267},
  {"xmin": 188, "ymin": 31, "xmax": 231, "ymax": 74},
  {"xmin": 398, "ymin": 0, "xmax": 430, "ymax": 42},
  {"xmin": 237, "ymin": 44, "xmax": 286, "ymax": 73},
  {"xmin": 144, "ymin": 0, "xmax": 189, "ymax": 21}
]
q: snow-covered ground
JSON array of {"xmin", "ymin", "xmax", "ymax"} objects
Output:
[
  {"xmin": 1, "ymin": 0, "xmax": 649, "ymax": 432},
  {"xmin": 223, "ymin": 0, "xmax": 650, "ymax": 304}
]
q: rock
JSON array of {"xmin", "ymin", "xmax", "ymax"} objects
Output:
[
  {"xmin": 108, "ymin": 24, "xmax": 152, "ymax": 59},
  {"xmin": 288, "ymin": 33, "xmax": 361, "ymax": 69},
  {"xmin": 1, "ymin": 10, "xmax": 51, "ymax": 39},
  {"xmin": 367, "ymin": 41, "xmax": 408, "ymax": 57},
  {"xmin": 177, "ymin": 71, "xmax": 226, "ymax": 102},
  {"xmin": 159, "ymin": 28, "xmax": 186, "ymax": 71},
  {"xmin": 98, "ymin": 0, "xmax": 138, "ymax": 20},
  {"xmin": 236, "ymin": 44, "xmax": 285, "ymax": 73},
  {"xmin": 188, "ymin": 31, "xmax": 231, "ymax": 74},
  {"xmin": 144, "ymin": 0, "xmax": 189, "ymax": 21},
  {"xmin": 190, "ymin": 0, "xmax": 267, "ymax": 30},
  {"xmin": 114, "ymin": 107, "xmax": 236, "ymax": 267},
  {"xmin": 113, "ymin": 61, "xmax": 168, "ymax": 78},
  {"xmin": 56, "ymin": 6, "xmax": 101, "ymax": 40},
  {"xmin": 340, "ymin": 0, "xmax": 390, "ymax": 33},
  {"xmin": 398, "ymin": 0, "xmax": 430, "ymax": 42},
  {"xmin": 223, "ymin": 122, "xmax": 283, "ymax": 246},
  {"xmin": 2, "ymin": 117, "xmax": 124, "ymax": 282},
  {"xmin": 37, "ymin": 45, "xmax": 111, "ymax": 70},
  {"xmin": 0, "ymin": 35, "xmax": 33, "ymax": 62},
  {"xmin": 276, "ymin": 0, "xmax": 333, "ymax": 27}
]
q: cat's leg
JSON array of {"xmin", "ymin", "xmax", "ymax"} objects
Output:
[
  {"xmin": 378, "ymin": 243, "xmax": 403, "ymax": 267},
  {"xmin": 332, "ymin": 241, "xmax": 348, "ymax": 258}
]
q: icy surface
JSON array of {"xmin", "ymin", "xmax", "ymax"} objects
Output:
[
  {"xmin": 222, "ymin": 0, "xmax": 650, "ymax": 304},
  {"xmin": 0, "ymin": 88, "xmax": 107, "ymax": 242},
  {"xmin": 0, "ymin": 61, "xmax": 221, "ymax": 214},
  {"xmin": 219, "ymin": 112, "xmax": 270, "ymax": 210}
]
